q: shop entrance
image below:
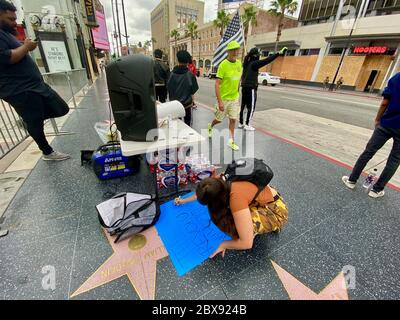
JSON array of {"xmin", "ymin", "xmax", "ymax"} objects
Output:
[{"xmin": 364, "ymin": 70, "xmax": 379, "ymax": 92}]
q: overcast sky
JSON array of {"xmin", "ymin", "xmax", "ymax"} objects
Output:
[{"xmin": 102, "ymin": 0, "xmax": 302, "ymax": 51}]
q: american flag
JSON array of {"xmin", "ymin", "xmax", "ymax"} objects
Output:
[{"xmin": 212, "ymin": 11, "xmax": 244, "ymax": 67}]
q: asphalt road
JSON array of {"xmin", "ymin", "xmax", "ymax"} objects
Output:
[{"xmin": 195, "ymin": 77, "xmax": 382, "ymax": 130}]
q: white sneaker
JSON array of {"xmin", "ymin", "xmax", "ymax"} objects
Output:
[
  {"xmin": 42, "ymin": 151, "xmax": 71, "ymax": 161},
  {"xmin": 342, "ymin": 176, "xmax": 356, "ymax": 189},
  {"xmin": 238, "ymin": 123, "xmax": 244, "ymax": 129},
  {"xmin": 368, "ymin": 190, "xmax": 385, "ymax": 198},
  {"xmin": 244, "ymin": 125, "xmax": 255, "ymax": 131}
]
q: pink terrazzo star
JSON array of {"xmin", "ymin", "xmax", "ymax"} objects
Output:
[
  {"xmin": 272, "ymin": 261, "xmax": 349, "ymax": 300},
  {"xmin": 71, "ymin": 227, "xmax": 168, "ymax": 300}
]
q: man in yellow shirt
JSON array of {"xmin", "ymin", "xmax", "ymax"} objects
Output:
[{"xmin": 208, "ymin": 41, "xmax": 242, "ymax": 151}]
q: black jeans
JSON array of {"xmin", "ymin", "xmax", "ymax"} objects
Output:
[
  {"xmin": 240, "ymin": 87, "xmax": 257, "ymax": 126},
  {"xmin": 155, "ymin": 85, "xmax": 167, "ymax": 103},
  {"xmin": 349, "ymin": 126, "xmax": 400, "ymax": 192},
  {"xmin": 183, "ymin": 106, "xmax": 192, "ymax": 127},
  {"xmin": 5, "ymin": 87, "xmax": 69, "ymax": 155}
]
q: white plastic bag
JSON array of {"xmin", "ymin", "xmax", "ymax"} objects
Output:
[{"xmin": 94, "ymin": 120, "xmax": 118, "ymax": 144}]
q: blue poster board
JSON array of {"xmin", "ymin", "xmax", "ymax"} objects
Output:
[{"xmin": 156, "ymin": 193, "xmax": 231, "ymax": 276}]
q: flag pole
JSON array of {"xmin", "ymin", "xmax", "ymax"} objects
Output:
[{"xmin": 237, "ymin": 8, "xmax": 247, "ymax": 63}]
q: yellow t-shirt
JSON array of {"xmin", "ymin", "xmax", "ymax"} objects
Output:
[{"xmin": 216, "ymin": 59, "xmax": 242, "ymax": 101}]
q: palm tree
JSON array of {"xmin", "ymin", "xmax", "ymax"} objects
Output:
[
  {"xmin": 213, "ymin": 10, "xmax": 231, "ymax": 38},
  {"xmin": 186, "ymin": 20, "xmax": 198, "ymax": 55},
  {"xmin": 241, "ymin": 5, "xmax": 258, "ymax": 58},
  {"xmin": 269, "ymin": 0, "xmax": 298, "ymax": 53},
  {"xmin": 170, "ymin": 29, "xmax": 180, "ymax": 65},
  {"xmin": 143, "ymin": 40, "xmax": 151, "ymax": 55}
]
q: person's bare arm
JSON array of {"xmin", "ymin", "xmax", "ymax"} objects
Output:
[
  {"xmin": 215, "ymin": 78, "xmax": 224, "ymax": 111},
  {"xmin": 10, "ymin": 38, "xmax": 37, "ymax": 64},
  {"xmin": 375, "ymin": 98, "xmax": 390, "ymax": 127},
  {"xmin": 210, "ymin": 208, "xmax": 254, "ymax": 258},
  {"xmin": 174, "ymin": 194, "xmax": 197, "ymax": 205}
]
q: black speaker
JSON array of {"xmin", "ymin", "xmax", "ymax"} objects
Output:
[{"xmin": 106, "ymin": 54, "xmax": 158, "ymax": 142}]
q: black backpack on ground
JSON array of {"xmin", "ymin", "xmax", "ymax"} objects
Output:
[{"xmin": 223, "ymin": 158, "xmax": 274, "ymax": 203}]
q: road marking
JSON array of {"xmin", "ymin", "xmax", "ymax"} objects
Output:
[{"xmin": 281, "ymin": 96, "xmax": 321, "ymax": 105}]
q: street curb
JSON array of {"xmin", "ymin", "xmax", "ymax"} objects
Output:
[
  {"xmin": 275, "ymin": 84, "xmax": 381, "ymax": 100},
  {"xmin": 195, "ymin": 101, "xmax": 400, "ymax": 193}
]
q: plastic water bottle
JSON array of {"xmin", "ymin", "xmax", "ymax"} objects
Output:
[{"xmin": 363, "ymin": 169, "xmax": 378, "ymax": 191}]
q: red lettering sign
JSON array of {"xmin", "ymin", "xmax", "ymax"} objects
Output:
[{"xmin": 352, "ymin": 46, "xmax": 388, "ymax": 54}]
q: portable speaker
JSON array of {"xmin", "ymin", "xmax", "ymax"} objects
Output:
[{"xmin": 106, "ymin": 54, "xmax": 158, "ymax": 142}]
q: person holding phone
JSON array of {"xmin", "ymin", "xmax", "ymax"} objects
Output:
[{"xmin": 0, "ymin": 0, "xmax": 70, "ymax": 161}]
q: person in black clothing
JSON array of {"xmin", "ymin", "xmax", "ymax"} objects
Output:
[
  {"xmin": 0, "ymin": 0, "xmax": 70, "ymax": 161},
  {"xmin": 153, "ymin": 49, "xmax": 170, "ymax": 103},
  {"xmin": 239, "ymin": 47, "xmax": 288, "ymax": 131},
  {"xmin": 167, "ymin": 50, "xmax": 199, "ymax": 127}
]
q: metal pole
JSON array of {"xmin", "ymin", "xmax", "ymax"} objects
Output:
[
  {"xmin": 329, "ymin": 2, "xmax": 361, "ymax": 91},
  {"xmin": 121, "ymin": 0, "xmax": 130, "ymax": 54},
  {"xmin": 66, "ymin": 72, "xmax": 78, "ymax": 109},
  {"xmin": 115, "ymin": 0, "xmax": 123, "ymax": 55},
  {"xmin": 111, "ymin": 0, "xmax": 119, "ymax": 57},
  {"xmin": 198, "ymin": 36, "xmax": 201, "ymax": 73}
]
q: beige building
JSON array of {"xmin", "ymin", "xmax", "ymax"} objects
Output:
[
  {"xmin": 151, "ymin": 0, "xmax": 204, "ymax": 61},
  {"xmin": 169, "ymin": 5, "xmax": 297, "ymax": 75},
  {"xmin": 248, "ymin": 2, "xmax": 400, "ymax": 92},
  {"xmin": 170, "ymin": 20, "xmax": 220, "ymax": 75}
]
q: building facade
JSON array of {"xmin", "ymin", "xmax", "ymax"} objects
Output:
[
  {"xmin": 169, "ymin": 5, "xmax": 296, "ymax": 74},
  {"xmin": 248, "ymin": 0, "xmax": 400, "ymax": 92},
  {"xmin": 151, "ymin": 0, "xmax": 205, "ymax": 61}
]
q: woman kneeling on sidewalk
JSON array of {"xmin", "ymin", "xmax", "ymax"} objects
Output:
[{"xmin": 175, "ymin": 176, "xmax": 288, "ymax": 258}]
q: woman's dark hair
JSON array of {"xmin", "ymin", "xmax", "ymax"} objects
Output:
[
  {"xmin": 0, "ymin": 0, "xmax": 16, "ymax": 12},
  {"xmin": 196, "ymin": 178, "xmax": 238, "ymax": 238}
]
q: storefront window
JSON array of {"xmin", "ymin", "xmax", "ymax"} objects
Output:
[
  {"xmin": 329, "ymin": 47, "xmax": 345, "ymax": 55},
  {"xmin": 285, "ymin": 49, "xmax": 296, "ymax": 56}
]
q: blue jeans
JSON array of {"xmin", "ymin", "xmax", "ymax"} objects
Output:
[{"xmin": 349, "ymin": 126, "xmax": 400, "ymax": 192}]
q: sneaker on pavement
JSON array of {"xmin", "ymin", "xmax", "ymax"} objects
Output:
[
  {"xmin": 342, "ymin": 176, "xmax": 356, "ymax": 189},
  {"xmin": 238, "ymin": 123, "xmax": 244, "ymax": 129},
  {"xmin": 42, "ymin": 151, "xmax": 71, "ymax": 161},
  {"xmin": 228, "ymin": 139, "xmax": 239, "ymax": 151},
  {"xmin": 244, "ymin": 125, "xmax": 255, "ymax": 131},
  {"xmin": 207, "ymin": 123, "xmax": 213, "ymax": 138},
  {"xmin": 368, "ymin": 189, "xmax": 385, "ymax": 198}
]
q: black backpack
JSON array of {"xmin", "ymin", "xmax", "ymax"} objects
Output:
[{"xmin": 223, "ymin": 158, "xmax": 274, "ymax": 203}]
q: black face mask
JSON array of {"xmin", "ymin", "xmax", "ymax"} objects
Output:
[{"xmin": 0, "ymin": 22, "xmax": 17, "ymax": 35}]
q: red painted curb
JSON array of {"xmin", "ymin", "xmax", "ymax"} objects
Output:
[{"xmin": 195, "ymin": 101, "xmax": 400, "ymax": 193}]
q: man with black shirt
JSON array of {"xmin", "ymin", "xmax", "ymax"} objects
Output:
[
  {"xmin": 167, "ymin": 50, "xmax": 199, "ymax": 126},
  {"xmin": 0, "ymin": 0, "xmax": 70, "ymax": 161},
  {"xmin": 240, "ymin": 47, "xmax": 287, "ymax": 131},
  {"xmin": 153, "ymin": 49, "xmax": 169, "ymax": 103}
]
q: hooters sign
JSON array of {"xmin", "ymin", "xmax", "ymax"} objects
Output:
[{"xmin": 352, "ymin": 46, "xmax": 388, "ymax": 54}]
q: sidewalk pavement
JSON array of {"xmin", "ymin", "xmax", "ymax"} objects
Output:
[{"xmin": 0, "ymin": 77, "xmax": 399, "ymax": 300}]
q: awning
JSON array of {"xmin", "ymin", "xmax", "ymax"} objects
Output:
[
  {"xmin": 254, "ymin": 40, "xmax": 301, "ymax": 51},
  {"xmin": 325, "ymin": 33, "xmax": 400, "ymax": 44}
]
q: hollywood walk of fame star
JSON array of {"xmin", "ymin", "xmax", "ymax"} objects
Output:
[
  {"xmin": 271, "ymin": 260, "xmax": 349, "ymax": 300},
  {"xmin": 70, "ymin": 227, "xmax": 168, "ymax": 300}
]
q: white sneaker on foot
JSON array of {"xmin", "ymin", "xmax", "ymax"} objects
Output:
[
  {"xmin": 42, "ymin": 151, "xmax": 71, "ymax": 161},
  {"xmin": 342, "ymin": 176, "xmax": 356, "ymax": 189},
  {"xmin": 244, "ymin": 125, "xmax": 255, "ymax": 131},
  {"xmin": 238, "ymin": 123, "xmax": 244, "ymax": 129},
  {"xmin": 368, "ymin": 190, "xmax": 385, "ymax": 198}
]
